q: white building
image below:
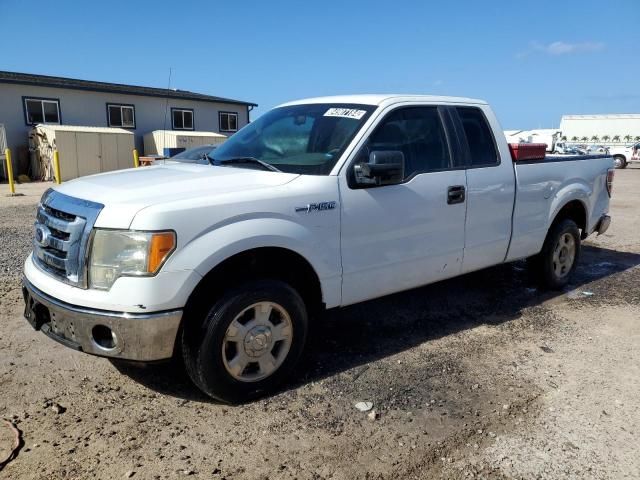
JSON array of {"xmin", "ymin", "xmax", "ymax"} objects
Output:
[{"xmin": 559, "ymin": 114, "xmax": 640, "ymax": 143}]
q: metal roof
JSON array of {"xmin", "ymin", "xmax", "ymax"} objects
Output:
[
  {"xmin": 0, "ymin": 71, "xmax": 257, "ymax": 107},
  {"xmin": 561, "ymin": 114, "xmax": 640, "ymax": 120},
  {"xmin": 149, "ymin": 130, "xmax": 226, "ymax": 138},
  {"xmin": 34, "ymin": 125, "xmax": 134, "ymax": 134},
  {"xmin": 279, "ymin": 94, "xmax": 486, "ymax": 108}
]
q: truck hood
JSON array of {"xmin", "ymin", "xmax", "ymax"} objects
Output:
[{"xmin": 54, "ymin": 164, "xmax": 299, "ymax": 228}]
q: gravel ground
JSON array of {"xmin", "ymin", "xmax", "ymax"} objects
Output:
[{"xmin": 1, "ymin": 170, "xmax": 639, "ymax": 480}]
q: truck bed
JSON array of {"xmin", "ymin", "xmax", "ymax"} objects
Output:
[{"xmin": 507, "ymin": 154, "xmax": 613, "ymax": 261}]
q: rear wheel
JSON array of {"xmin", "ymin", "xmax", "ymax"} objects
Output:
[
  {"xmin": 528, "ymin": 219, "xmax": 581, "ymax": 290},
  {"xmin": 182, "ymin": 279, "xmax": 308, "ymax": 403}
]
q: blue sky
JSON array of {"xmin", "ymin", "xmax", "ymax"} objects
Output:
[{"xmin": 1, "ymin": 0, "xmax": 638, "ymax": 129}]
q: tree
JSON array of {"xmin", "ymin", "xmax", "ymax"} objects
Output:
[
  {"xmin": 635, "ymin": 136, "xmax": 640, "ymax": 142},
  {"xmin": 571, "ymin": 136, "xmax": 579, "ymax": 142},
  {"xmin": 561, "ymin": 136, "xmax": 567, "ymax": 141},
  {"xmin": 612, "ymin": 135, "xmax": 620, "ymax": 143},
  {"xmin": 624, "ymin": 135, "xmax": 632, "ymax": 143},
  {"xmin": 581, "ymin": 136, "xmax": 589, "ymax": 142},
  {"xmin": 602, "ymin": 135, "xmax": 610, "ymax": 143},
  {"xmin": 590, "ymin": 135, "xmax": 599, "ymax": 143}
]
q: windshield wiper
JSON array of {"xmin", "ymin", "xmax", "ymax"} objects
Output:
[{"xmin": 214, "ymin": 156, "xmax": 281, "ymax": 172}]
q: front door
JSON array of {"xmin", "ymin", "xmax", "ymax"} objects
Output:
[{"xmin": 339, "ymin": 106, "xmax": 467, "ymax": 306}]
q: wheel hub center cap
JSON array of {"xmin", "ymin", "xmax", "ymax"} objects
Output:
[{"xmin": 244, "ymin": 326, "xmax": 272, "ymax": 357}]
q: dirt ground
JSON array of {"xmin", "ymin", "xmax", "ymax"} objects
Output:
[{"xmin": 1, "ymin": 169, "xmax": 639, "ymax": 480}]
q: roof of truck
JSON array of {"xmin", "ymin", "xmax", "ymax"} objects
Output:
[{"xmin": 278, "ymin": 94, "xmax": 487, "ymax": 108}]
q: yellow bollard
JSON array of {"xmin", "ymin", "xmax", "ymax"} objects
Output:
[
  {"xmin": 133, "ymin": 149, "xmax": 140, "ymax": 168},
  {"xmin": 4, "ymin": 149, "xmax": 15, "ymax": 194},
  {"xmin": 53, "ymin": 150, "xmax": 62, "ymax": 184}
]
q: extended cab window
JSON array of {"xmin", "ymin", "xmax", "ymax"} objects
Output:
[
  {"xmin": 356, "ymin": 106, "xmax": 451, "ymax": 179},
  {"xmin": 456, "ymin": 107, "xmax": 498, "ymax": 167}
]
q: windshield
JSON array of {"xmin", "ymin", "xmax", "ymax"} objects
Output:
[
  {"xmin": 210, "ymin": 103, "xmax": 375, "ymax": 175},
  {"xmin": 171, "ymin": 145, "xmax": 216, "ymax": 163}
]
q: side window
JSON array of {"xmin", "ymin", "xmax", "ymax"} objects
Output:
[
  {"xmin": 456, "ymin": 107, "xmax": 498, "ymax": 167},
  {"xmin": 357, "ymin": 106, "xmax": 451, "ymax": 179}
]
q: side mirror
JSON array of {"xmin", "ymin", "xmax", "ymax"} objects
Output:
[{"xmin": 354, "ymin": 150, "xmax": 405, "ymax": 186}]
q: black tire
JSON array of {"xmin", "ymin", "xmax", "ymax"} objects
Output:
[
  {"xmin": 181, "ymin": 279, "xmax": 308, "ymax": 403},
  {"xmin": 527, "ymin": 219, "xmax": 581, "ymax": 290}
]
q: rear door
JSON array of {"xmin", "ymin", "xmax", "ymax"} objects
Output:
[
  {"xmin": 339, "ymin": 105, "xmax": 468, "ymax": 306},
  {"xmin": 451, "ymin": 106, "xmax": 515, "ymax": 273}
]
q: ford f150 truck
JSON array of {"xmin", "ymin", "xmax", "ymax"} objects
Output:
[{"xmin": 22, "ymin": 95, "xmax": 614, "ymax": 403}]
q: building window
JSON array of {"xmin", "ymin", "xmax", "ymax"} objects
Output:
[
  {"xmin": 172, "ymin": 108, "xmax": 194, "ymax": 130},
  {"xmin": 107, "ymin": 104, "xmax": 136, "ymax": 128},
  {"xmin": 219, "ymin": 111, "xmax": 238, "ymax": 132},
  {"xmin": 24, "ymin": 98, "xmax": 60, "ymax": 125}
]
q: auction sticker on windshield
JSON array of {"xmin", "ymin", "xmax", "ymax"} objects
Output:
[{"xmin": 323, "ymin": 108, "xmax": 367, "ymax": 120}]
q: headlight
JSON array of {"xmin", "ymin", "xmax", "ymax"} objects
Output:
[{"xmin": 89, "ymin": 230, "xmax": 176, "ymax": 290}]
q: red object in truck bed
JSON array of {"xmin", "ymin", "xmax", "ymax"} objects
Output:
[{"xmin": 508, "ymin": 143, "xmax": 547, "ymax": 162}]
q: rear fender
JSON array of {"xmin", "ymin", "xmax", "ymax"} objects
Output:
[{"xmin": 548, "ymin": 180, "xmax": 591, "ymax": 232}]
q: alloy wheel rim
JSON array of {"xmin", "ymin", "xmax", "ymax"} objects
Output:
[
  {"xmin": 552, "ymin": 233, "xmax": 576, "ymax": 278},
  {"xmin": 222, "ymin": 301, "xmax": 293, "ymax": 382}
]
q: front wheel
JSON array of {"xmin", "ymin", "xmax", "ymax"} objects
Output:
[
  {"xmin": 613, "ymin": 156, "xmax": 627, "ymax": 169},
  {"xmin": 527, "ymin": 219, "xmax": 581, "ymax": 290},
  {"xmin": 182, "ymin": 279, "xmax": 308, "ymax": 403}
]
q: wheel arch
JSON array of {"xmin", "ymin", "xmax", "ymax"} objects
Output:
[
  {"xmin": 550, "ymin": 199, "xmax": 588, "ymax": 239},
  {"xmin": 182, "ymin": 246, "xmax": 325, "ymax": 327}
]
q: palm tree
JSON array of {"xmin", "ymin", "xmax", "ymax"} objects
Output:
[
  {"xmin": 624, "ymin": 135, "xmax": 632, "ymax": 143},
  {"xmin": 590, "ymin": 135, "xmax": 599, "ymax": 143},
  {"xmin": 561, "ymin": 136, "xmax": 567, "ymax": 141},
  {"xmin": 612, "ymin": 135, "xmax": 620, "ymax": 143},
  {"xmin": 571, "ymin": 136, "xmax": 579, "ymax": 142},
  {"xmin": 635, "ymin": 136, "xmax": 640, "ymax": 142},
  {"xmin": 602, "ymin": 135, "xmax": 610, "ymax": 143},
  {"xmin": 581, "ymin": 136, "xmax": 589, "ymax": 142}
]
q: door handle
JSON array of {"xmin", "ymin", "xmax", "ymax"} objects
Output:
[{"xmin": 447, "ymin": 185, "xmax": 466, "ymax": 204}]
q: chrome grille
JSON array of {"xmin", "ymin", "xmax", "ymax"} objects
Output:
[{"xmin": 32, "ymin": 189, "xmax": 103, "ymax": 288}]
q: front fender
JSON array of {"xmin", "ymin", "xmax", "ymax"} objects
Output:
[{"xmin": 165, "ymin": 217, "xmax": 342, "ymax": 307}]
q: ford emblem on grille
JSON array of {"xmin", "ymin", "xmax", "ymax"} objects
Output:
[{"xmin": 35, "ymin": 225, "xmax": 51, "ymax": 247}]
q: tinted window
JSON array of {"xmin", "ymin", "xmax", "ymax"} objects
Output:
[
  {"xmin": 357, "ymin": 107, "xmax": 451, "ymax": 179},
  {"xmin": 457, "ymin": 107, "xmax": 498, "ymax": 166}
]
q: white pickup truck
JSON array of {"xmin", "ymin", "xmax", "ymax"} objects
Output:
[
  {"xmin": 23, "ymin": 95, "xmax": 614, "ymax": 402},
  {"xmin": 609, "ymin": 143, "xmax": 639, "ymax": 169}
]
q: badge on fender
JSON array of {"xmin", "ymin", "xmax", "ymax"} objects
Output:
[{"xmin": 295, "ymin": 201, "xmax": 337, "ymax": 213}]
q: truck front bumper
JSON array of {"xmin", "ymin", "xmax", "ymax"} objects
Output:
[{"xmin": 22, "ymin": 278, "xmax": 182, "ymax": 361}]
